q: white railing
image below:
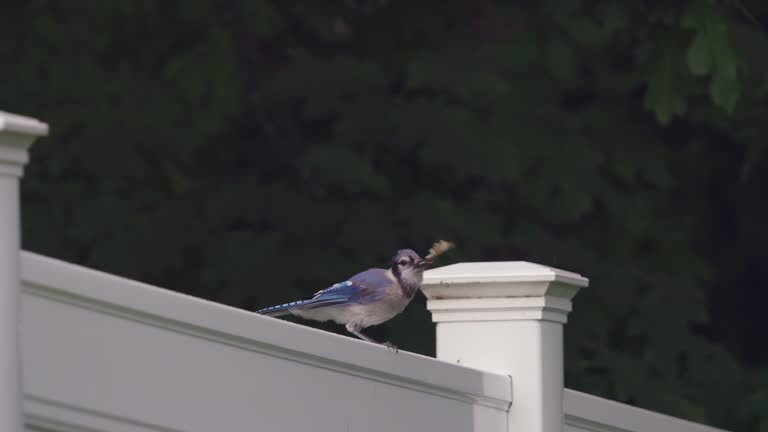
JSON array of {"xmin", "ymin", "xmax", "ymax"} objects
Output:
[
  {"xmin": 21, "ymin": 251, "xmax": 511, "ymax": 432},
  {"xmin": 564, "ymin": 390, "xmax": 725, "ymax": 432},
  {"xmin": 0, "ymin": 110, "xmax": 729, "ymax": 432}
]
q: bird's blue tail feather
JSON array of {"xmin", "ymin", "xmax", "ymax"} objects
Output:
[
  {"xmin": 257, "ymin": 279, "xmax": 372, "ymax": 317},
  {"xmin": 257, "ymin": 297, "xmax": 347, "ymax": 317},
  {"xmin": 256, "ymin": 300, "xmax": 308, "ymax": 317}
]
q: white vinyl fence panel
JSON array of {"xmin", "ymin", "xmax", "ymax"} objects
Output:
[
  {"xmin": 20, "ymin": 252, "xmax": 511, "ymax": 432},
  {"xmin": 18, "ymin": 251, "xmax": 729, "ymax": 432}
]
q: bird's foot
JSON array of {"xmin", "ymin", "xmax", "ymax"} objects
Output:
[{"xmin": 381, "ymin": 341, "xmax": 398, "ymax": 353}]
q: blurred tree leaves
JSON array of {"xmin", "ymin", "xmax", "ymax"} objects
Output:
[
  {"xmin": 2, "ymin": 0, "xmax": 768, "ymax": 430},
  {"xmin": 683, "ymin": 1, "xmax": 743, "ymax": 113}
]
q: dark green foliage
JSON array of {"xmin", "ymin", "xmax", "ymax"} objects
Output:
[{"xmin": 2, "ymin": 1, "xmax": 767, "ymax": 429}]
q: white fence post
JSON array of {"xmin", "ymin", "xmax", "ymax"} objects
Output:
[
  {"xmin": 0, "ymin": 111, "xmax": 47, "ymax": 431},
  {"xmin": 422, "ymin": 261, "xmax": 588, "ymax": 432}
]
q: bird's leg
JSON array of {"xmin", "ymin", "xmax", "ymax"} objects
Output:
[
  {"xmin": 380, "ymin": 341, "xmax": 398, "ymax": 352},
  {"xmin": 345, "ymin": 323, "xmax": 398, "ymax": 352},
  {"xmin": 345, "ymin": 322, "xmax": 378, "ymax": 343}
]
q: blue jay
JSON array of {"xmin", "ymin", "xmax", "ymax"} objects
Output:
[{"xmin": 257, "ymin": 249, "xmax": 431, "ymax": 349}]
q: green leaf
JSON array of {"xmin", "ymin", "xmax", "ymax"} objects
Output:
[
  {"xmin": 710, "ymin": 72, "xmax": 741, "ymax": 114},
  {"xmin": 687, "ymin": 33, "xmax": 712, "ymax": 76},
  {"xmin": 644, "ymin": 52, "xmax": 688, "ymax": 124},
  {"xmin": 682, "ymin": 2, "xmax": 743, "ymax": 112}
]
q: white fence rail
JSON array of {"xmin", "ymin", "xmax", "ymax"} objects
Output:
[
  {"xmin": 564, "ymin": 390, "xmax": 725, "ymax": 432},
  {"xmin": 21, "ymin": 252, "xmax": 511, "ymax": 432},
  {"xmin": 0, "ymin": 110, "xmax": 729, "ymax": 432}
]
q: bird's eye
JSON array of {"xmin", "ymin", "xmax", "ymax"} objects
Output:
[{"xmin": 398, "ymin": 260, "xmax": 408, "ymax": 266}]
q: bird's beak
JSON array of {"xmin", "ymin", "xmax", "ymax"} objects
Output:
[{"xmin": 417, "ymin": 258, "xmax": 432, "ymax": 268}]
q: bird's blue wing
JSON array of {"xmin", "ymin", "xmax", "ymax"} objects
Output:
[
  {"xmin": 306, "ymin": 269, "xmax": 391, "ymax": 308},
  {"xmin": 257, "ymin": 269, "xmax": 392, "ymax": 316}
]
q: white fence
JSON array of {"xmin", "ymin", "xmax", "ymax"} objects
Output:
[{"xmin": 1, "ymin": 111, "xmax": 728, "ymax": 432}]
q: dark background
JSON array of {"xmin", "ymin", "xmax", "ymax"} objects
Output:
[{"xmin": 3, "ymin": 1, "xmax": 767, "ymax": 430}]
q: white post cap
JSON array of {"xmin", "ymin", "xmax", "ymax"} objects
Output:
[
  {"xmin": 422, "ymin": 262, "xmax": 589, "ymax": 432},
  {"xmin": 0, "ymin": 111, "xmax": 48, "ymax": 177},
  {"xmin": 422, "ymin": 261, "xmax": 588, "ymax": 324}
]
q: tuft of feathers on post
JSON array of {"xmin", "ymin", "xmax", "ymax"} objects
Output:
[{"xmin": 425, "ymin": 240, "xmax": 455, "ymax": 261}]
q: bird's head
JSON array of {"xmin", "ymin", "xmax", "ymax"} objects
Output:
[{"xmin": 391, "ymin": 249, "xmax": 430, "ymax": 288}]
